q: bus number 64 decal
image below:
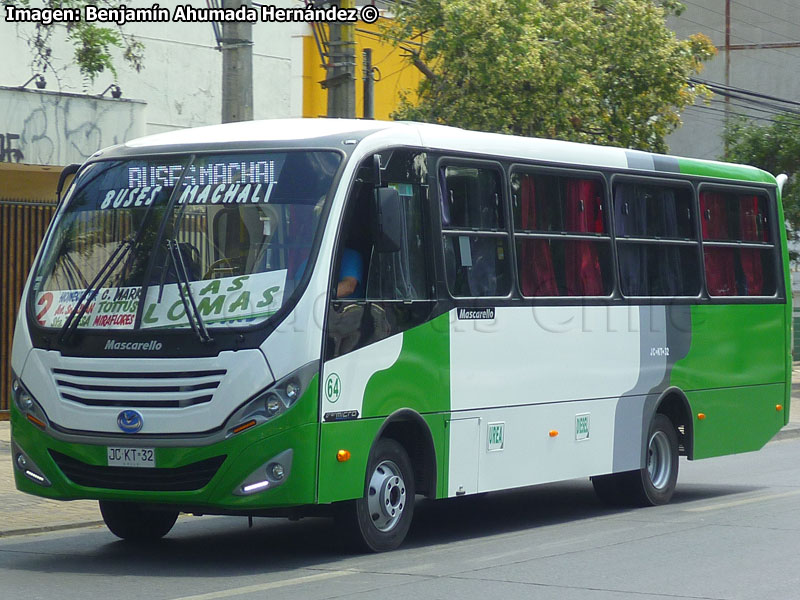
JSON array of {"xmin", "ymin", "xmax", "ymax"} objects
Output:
[{"xmin": 325, "ymin": 373, "xmax": 341, "ymax": 403}]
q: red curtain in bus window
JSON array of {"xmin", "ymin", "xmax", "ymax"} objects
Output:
[
  {"xmin": 519, "ymin": 175, "xmax": 558, "ymax": 296},
  {"xmin": 739, "ymin": 194, "xmax": 764, "ymax": 295},
  {"xmin": 700, "ymin": 192, "xmax": 736, "ymax": 295},
  {"xmin": 564, "ymin": 179, "xmax": 604, "ymax": 295}
]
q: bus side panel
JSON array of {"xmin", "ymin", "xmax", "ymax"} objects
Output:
[
  {"xmin": 318, "ymin": 313, "xmax": 451, "ymax": 503},
  {"xmin": 686, "ymin": 384, "xmax": 785, "ymax": 459},
  {"xmin": 317, "ymin": 412, "xmax": 450, "ymax": 504},
  {"xmin": 671, "ymin": 304, "xmax": 786, "ymax": 458}
]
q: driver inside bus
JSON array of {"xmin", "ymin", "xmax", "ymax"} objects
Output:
[{"xmin": 336, "ymin": 247, "xmax": 364, "ymax": 299}]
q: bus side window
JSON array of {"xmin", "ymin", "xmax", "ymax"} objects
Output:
[
  {"xmin": 326, "ymin": 151, "xmax": 432, "ymax": 359},
  {"xmin": 441, "ymin": 165, "xmax": 511, "ymax": 298}
]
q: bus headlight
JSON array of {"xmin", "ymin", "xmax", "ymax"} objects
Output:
[
  {"xmin": 11, "ymin": 375, "xmax": 48, "ymax": 430},
  {"xmin": 225, "ymin": 361, "xmax": 318, "ymax": 437}
]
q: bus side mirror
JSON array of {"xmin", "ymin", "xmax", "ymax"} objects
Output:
[
  {"xmin": 373, "ymin": 187, "xmax": 402, "ymax": 253},
  {"xmin": 56, "ymin": 163, "xmax": 81, "ymax": 207}
]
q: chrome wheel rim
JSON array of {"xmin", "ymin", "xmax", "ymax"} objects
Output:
[
  {"xmin": 366, "ymin": 459, "xmax": 406, "ymax": 532},
  {"xmin": 647, "ymin": 430, "xmax": 672, "ymax": 490}
]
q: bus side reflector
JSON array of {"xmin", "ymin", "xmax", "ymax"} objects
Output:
[
  {"xmin": 26, "ymin": 414, "xmax": 45, "ymax": 429},
  {"xmin": 233, "ymin": 420, "xmax": 257, "ymax": 434},
  {"xmin": 337, "ymin": 450, "xmax": 351, "ymax": 462},
  {"xmin": 776, "ymin": 405, "xmax": 783, "ymax": 412},
  {"xmin": 697, "ymin": 413, "xmax": 706, "ymax": 420},
  {"xmin": 549, "ymin": 430, "xmax": 558, "ymax": 438}
]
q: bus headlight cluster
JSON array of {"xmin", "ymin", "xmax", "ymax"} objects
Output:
[
  {"xmin": 225, "ymin": 361, "xmax": 318, "ymax": 437},
  {"xmin": 11, "ymin": 375, "xmax": 48, "ymax": 430}
]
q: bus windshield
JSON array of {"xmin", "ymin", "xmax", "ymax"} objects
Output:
[{"xmin": 31, "ymin": 150, "xmax": 341, "ymax": 332}]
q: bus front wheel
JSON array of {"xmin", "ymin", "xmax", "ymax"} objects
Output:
[
  {"xmin": 340, "ymin": 438, "xmax": 415, "ymax": 552},
  {"xmin": 99, "ymin": 501, "xmax": 179, "ymax": 541},
  {"xmin": 592, "ymin": 413, "xmax": 679, "ymax": 507}
]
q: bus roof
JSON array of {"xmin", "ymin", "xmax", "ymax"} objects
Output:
[{"xmin": 116, "ymin": 118, "xmax": 775, "ymax": 185}]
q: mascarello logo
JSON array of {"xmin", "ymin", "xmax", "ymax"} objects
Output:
[
  {"xmin": 105, "ymin": 339, "xmax": 163, "ymax": 351},
  {"xmin": 117, "ymin": 410, "xmax": 144, "ymax": 434}
]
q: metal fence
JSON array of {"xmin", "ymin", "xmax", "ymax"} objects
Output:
[{"xmin": 1, "ymin": 199, "xmax": 57, "ymax": 414}]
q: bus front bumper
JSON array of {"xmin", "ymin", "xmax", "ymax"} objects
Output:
[{"xmin": 9, "ymin": 407, "xmax": 319, "ymax": 512}]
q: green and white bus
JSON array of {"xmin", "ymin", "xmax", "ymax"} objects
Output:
[{"xmin": 10, "ymin": 119, "xmax": 791, "ymax": 551}]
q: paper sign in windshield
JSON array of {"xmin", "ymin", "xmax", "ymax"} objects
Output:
[{"xmin": 35, "ymin": 270, "xmax": 287, "ymax": 330}]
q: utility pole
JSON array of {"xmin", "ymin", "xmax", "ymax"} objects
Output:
[
  {"xmin": 363, "ymin": 48, "xmax": 374, "ymax": 119},
  {"xmin": 221, "ymin": 0, "xmax": 253, "ymax": 123},
  {"xmin": 325, "ymin": 0, "xmax": 356, "ymax": 118}
]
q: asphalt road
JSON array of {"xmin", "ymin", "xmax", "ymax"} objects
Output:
[{"xmin": 2, "ymin": 436, "xmax": 800, "ymax": 600}]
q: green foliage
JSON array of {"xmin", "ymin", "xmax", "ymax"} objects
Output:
[
  {"xmin": 385, "ymin": 0, "xmax": 715, "ymax": 153},
  {"xmin": 724, "ymin": 115, "xmax": 800, "ymax": 259},
  {"xmin": 2, "ymin": 0, "xmax": 143, "ymax": 83}
]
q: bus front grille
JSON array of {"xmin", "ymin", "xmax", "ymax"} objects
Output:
[
  {"xmin": 52, "ymin": 368, "xmax": 227, "ymax": 409},
  {"xmin": 49, "ymin": 450, "xmax": 227, "ymax": 492}
]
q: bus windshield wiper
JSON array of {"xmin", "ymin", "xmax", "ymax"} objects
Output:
[
  {"xmin": 58, "ymin": 181, "xmax": 162, "ymax": 344},
  {"xmin": 167, "ymin": 239, "xmax": 213, "ymax": 343},
  {"xmin": 58, "ymin": 238, "xmax": 135, "ymax": 344}
]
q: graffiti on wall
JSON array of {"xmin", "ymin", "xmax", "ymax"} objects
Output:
[
  {"xmin": 0, "ymin": 132, "xmax": 24, "ymax": 162},
  {"xmin": 0, "ymin": 88, "xmax": 145, "ymax": 166}
]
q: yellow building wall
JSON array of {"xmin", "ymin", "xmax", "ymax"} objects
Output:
[{"xmin": 302, "ymin": 21, "xmax": 422, "ymax": 120}]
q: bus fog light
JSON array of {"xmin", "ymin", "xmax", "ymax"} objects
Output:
[
  {"xmin": 269, "ymin": 463, "xmax": 285, "ymax": 480},
  {"xmin": 233, "ymin": 449, "xmax": 293, "ymax": 496},
  {"xmin": 11, "ymin": 443, "xmax": 51, "ymax": 487},
  {"xmin": 15, "ymin": 453, "xmax": 28, "ymax": 469}
]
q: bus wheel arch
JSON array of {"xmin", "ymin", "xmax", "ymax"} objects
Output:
[
  {"xmin": 654, "ymin": 387, "xmax": 694, "ymax": 460},
  {"xmin": 373, "ymin": 409, "xmax": 438, "ymax": 499}
]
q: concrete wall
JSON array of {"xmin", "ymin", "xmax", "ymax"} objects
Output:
[
  {"xmin": 0, "ymin": 86, "xmax": 145, "ymax": 166},
  {"xmin": 0, "ymin": 0, "xmax": 309, "ymax": 141},
  {"xmin": 666, "ymin": 0, "xmax": 800, "ymax": 159}
]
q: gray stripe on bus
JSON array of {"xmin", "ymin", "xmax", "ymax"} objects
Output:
[
  {"xmin": 625, "ymin": 151, "xmax": 655, "ymax": 171},
  {"xmin": 652, "ymin": 155, "xmax": 681, "ymax": 173},
  {"xmin": 611, "ymin": 305, "xmax": 692, "ymax": 472}
]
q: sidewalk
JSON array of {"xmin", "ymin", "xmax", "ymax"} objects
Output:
[
  {"xmin": 0, "ymin": 422, "xmax": 103, "ymax": 537},
  {"xmin": 2, "ymin": 371, "xmax": 800, "ymax": 538}
]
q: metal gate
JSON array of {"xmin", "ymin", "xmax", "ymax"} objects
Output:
[{"xmin": 1, "ymin": 199, "xmax": 57, "ymax": 415}]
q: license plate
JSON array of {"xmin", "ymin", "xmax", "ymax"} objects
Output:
[{"xmin": 107, "ymin": 447, "xmax": 155, "ymax": 468}]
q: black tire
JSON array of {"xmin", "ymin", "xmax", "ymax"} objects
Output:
[
  {"xmin": 338, "ymin": 438, "xmax": 415, "ymax": 552},
  {"xmin": 592, "ymin": 414, "xmax": 679, "ymax": 507},
  {"xmin": 99, "ymin": 501, "xmax": 179, "ymax": 541}
]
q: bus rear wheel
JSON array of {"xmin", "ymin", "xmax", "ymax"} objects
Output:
[
  {"xmin": 339, "ymin": 438, "xmax": 415, "ymax": 552},
  {"xmin": 592, "ymin": 414, "xmax": 679, "ymax": 507},
  {"xmin": 99, "ymin": 501, "xmax": 179, "ymax": 541}
]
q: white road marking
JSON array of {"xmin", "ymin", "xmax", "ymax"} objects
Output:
[
  {"xmin": 685, "ymin": 490, "xmax": 800, "ymax": 513},
  {"xmin": 167, "ymin": 570, "xmax": 352, "ymax": 600}
]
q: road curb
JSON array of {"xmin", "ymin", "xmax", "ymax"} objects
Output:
[
  {"xmin": 0, "ymin": 521, "xmax": 105, "ymax": 538},
  {"xmin": 773, "ymin": 426, "xmax": 800, "ymax": 442}
]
